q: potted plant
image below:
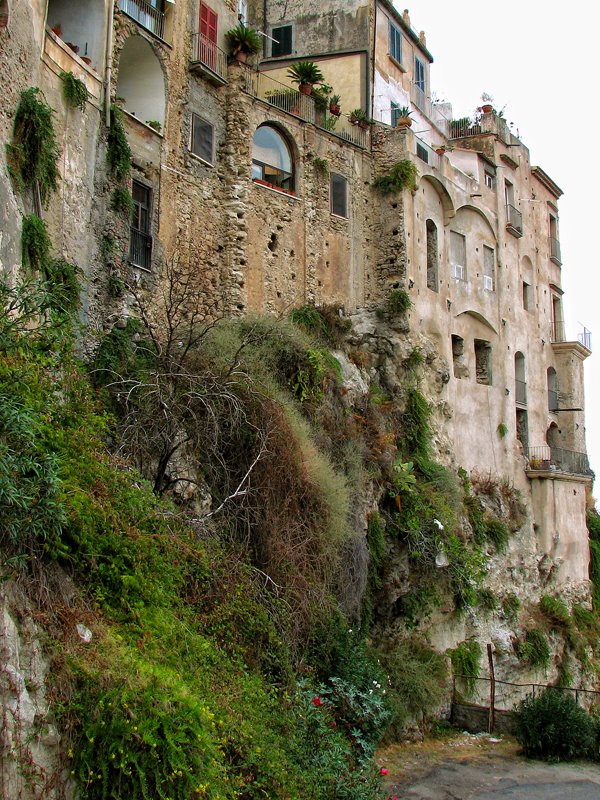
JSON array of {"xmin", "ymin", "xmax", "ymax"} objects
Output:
[
  {"xmin": 480, "ymin": 92, "xmax": 494, "ymax": 113},
  {"xmin": 329, "ymin": 93, "xmax": 341, "ymax": 116},
  {"xmin": 434, "ymin": 144, "xmax": 446, "ymax": 155},
  {"xmin": 349, "ymin": 108, "xmax": 370, "ymax": 129},
  {"xmin": 287, "ymin": 61, "xmax": 324, "ymax": 95},
  {"xmin": 225, "ymin": 23, "xmax": 262, "ymax": 63},
  {"xmin": 394, "ymin": 106, "xmax": 413, "ymax": 127}
]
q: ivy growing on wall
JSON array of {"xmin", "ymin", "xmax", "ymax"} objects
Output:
[
  {"xmin": 7, "ymin": 87, "xmax": 60, "ymax": 207},
  {"xmin": 60, "ymin": 70, "xmax": 89, "ymax": 111}
]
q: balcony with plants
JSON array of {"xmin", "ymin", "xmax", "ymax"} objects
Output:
[
  {"xmin": 241, "ymin": 61, "xmax": 369, "ymax": 149},
  {"xmin": 526, "ymin": 445, "xmax": 592, "ymax": 478}
]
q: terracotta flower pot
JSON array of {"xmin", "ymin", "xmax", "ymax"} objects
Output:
[
  {"xmin": 234, "ymin": 49, "xmax": 248, "ymax": 63},
  {"xmin": 299, "ymin": 83, "xmax": 312, "ymax": 95},
  {"xmin": 435, "ymin": 148, "xmax": 445, "ymax": 156},
  {"xmin": 397, "ymin": 116, "xmax": 412, "ymax": 127},
  {"xmin": 329, "ymin": 103, "xmax": 341, "ymax": 116},
  {"xmin": 81, "ymin": 56, "xmax": 92, "ymax": 65},
  {"xmin": 481, "ymin": 103, "xmax": 493, "ymax": 113}
]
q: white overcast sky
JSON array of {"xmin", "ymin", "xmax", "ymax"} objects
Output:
[{"xmin": 407, "ymin": 0, "xmax": 599, "ymax": 487}]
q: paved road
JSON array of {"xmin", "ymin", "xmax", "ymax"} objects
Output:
[
  {"xmin": 393, "ymin": 758, "xmax": 600, "ymax": 799},
  {"xmin": 380, "ymin": 734, "xmax": 600, "ymax": 800}
]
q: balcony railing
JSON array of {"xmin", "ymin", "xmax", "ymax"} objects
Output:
[
  {"xmin": 527, "ymin": 445, "xmax": 592, "ymax": 478},
  {"xmin": 241, "ymin": 69, "xmax": 369, "ymax": 148},
  {"xmin": 414, "ymin": 136, "xmax": 440, "ymax": 170},
  {"xmin": 129, "ymin": 228, "xmax": 152, "ymax": 270},
  {"xmin": 190, "ymin": 32, "xmax": 228, "ymax": 84},
  {"xmin": 515, "ymin": 379, "xmax": 527, "ymax": 406},
  {"xmin": 551, "ymin": 321, "xmax": 593, "ymax": 351},
  {"xmin": 119, "ymin": 0, "xmax": 165, "ymax": 39},
  {"xmin": 550, "ymin": 236, "xmax": 562, "ymax": 265},
  {"xmin": 578, "ymin": 327, "xmax": 592, "ymax": 351},
  {"xmin": 506, "ymin": 204, "xmax": 523, "ymax": 236}
]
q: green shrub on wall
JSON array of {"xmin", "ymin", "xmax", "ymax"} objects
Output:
[{"xmin": 7, "ymin": 87, "xmax": 60, "ymax": 206}]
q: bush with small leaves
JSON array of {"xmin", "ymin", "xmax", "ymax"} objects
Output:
[{"xmin": 515, "ymin": 688, "xmax": 596, "ymax": 761}]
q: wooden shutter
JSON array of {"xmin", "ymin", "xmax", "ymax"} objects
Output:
[{"xmin": 199, "ymin": 2, "xmax": 218, "ymax": 42}]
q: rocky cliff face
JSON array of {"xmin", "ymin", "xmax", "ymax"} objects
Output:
[{"xmin": 0, "ymin": 584, "xmax": 73, "ymax": 800}]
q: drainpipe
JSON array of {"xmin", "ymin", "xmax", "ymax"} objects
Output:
[
  {"xmin": 263, "ymin": 0, "xmax": 267, "ymax": 58},
  {"xmin": 370, "ymin": 3, "xmax": 376, "ymax": 120},
  {"xmin": 105, "ymin": 0, "xmax": 115, "ymax": 127}
]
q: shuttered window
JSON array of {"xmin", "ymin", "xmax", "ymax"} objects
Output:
[
  {"xmin": 389, "ymin": 22, "xmax": 402, "ymax": 64},
  {"xmin": 271, "ymin": 25, "xmax": 292, "ymax": 57}
]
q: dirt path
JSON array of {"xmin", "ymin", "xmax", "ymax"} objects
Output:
[{"xmin": 377, "ymin": 732, "xmax": 600, "ymax": 799}]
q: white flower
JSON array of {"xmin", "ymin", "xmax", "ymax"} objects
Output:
[{"xmin": 433, "ymin": 518, "xmax": 444, "ymax": 530}]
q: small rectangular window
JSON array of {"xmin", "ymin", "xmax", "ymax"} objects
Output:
[
  {"xmin": 416, "ymin": 142, "xmax": 429, "ymax": 164},
  {"xmin": 414, "ymin": 57, "xmax": 425, "ymax": 92},
  {"xmin": 391, "ymin": 101, "xmax": 400, "ymax": 128},
  {"xmin": 450, "ymin": 231, "xmax": 466, "ymax": 280},
  {"xmin": 474, "ymin": 339, "xmax": 492, "ymax": 385},
  {"xmin": 522, "ymin": 281, "xmax": 532, "ymax": 310},
  {"xmin": 130, "ymin": 180, "xmax": 152, "ymax": 270},
  {"xmin": 191, "ymin": 114, "xmax": 214, "ymax": 164},
  {"xmin": 330, "ymin": 173, "xmax": 348, "ymax": 218},
  {"xmin": 484, "ymin": 171, "xmax": 495, "ymax": 189},
  {"xmin": 271, "ymin": 24, "xmax": 293, "ymax": 57},
  {"xmin": 389, "ymin": 21, "xmax": 402, "ymax": 64},
  {"xmin": 483, "ymin": 245, "xmax": 495, "ymax": 291}
]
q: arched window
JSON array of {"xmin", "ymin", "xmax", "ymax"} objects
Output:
[
  {"xmin": 547, "ymin": 367, "xmax": 558, "ymax": 412},
  {"xmin": 514, "ymin": 352, "xmax": 526, "ymax": 405},
  {"xmin": 426, "ymin": 219, "xmax": 438, "ymax": 291},
  {"xmin": 252, "ymin": 125, "xmax": 294, "ymax": 191},
  {"xmin": 116, "ymin": 35, "xmax": 166, "ymax": 129}
]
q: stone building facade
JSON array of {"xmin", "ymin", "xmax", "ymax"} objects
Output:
[{"xmin": 0, "ymin": 0, "xmax": 593, "ymax": 586}]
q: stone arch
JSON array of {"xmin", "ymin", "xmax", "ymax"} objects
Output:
[
  {"xmin": 455, "ymin": 203, "xmax": 497, "ymax": 241},
  {"xmin": 46, "ymin": 0, "xmax": 105, "ymax": 66},
  {"xmin": 0, "ymin": 0, "xmax": 9, "ymax": 29},
  {"xmin": 116, "ymin": 35, "xmax": 166, "ymax": 129},
  {"xmin": 455, "ymin": 309, "xmax": 498, "ymax": 335},
  {"xmin": 546, "ymin": 420, "xmax": 560, "ymax": 449},
  {"xmin": 421, "ymin": 174, "xmax": 455, "ymax": 225}
]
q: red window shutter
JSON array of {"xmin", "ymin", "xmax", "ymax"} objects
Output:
[{"xmin": 199, "ymin": 3, "xmax": 218, "ymax": 42}]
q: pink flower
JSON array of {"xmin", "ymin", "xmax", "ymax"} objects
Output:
[
  {"xmin": 312, "ymin": 696, "xmax": 323, "ymax": 707},
  {"xmin": 380, "ymin": 768, "xmax": 389, "ymax": 775}
]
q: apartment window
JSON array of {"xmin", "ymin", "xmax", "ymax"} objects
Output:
[
  {"xmin": 450, "ymin": 231, "xmax": 466, "ymax": 280},
  {"xmin": 505, "ymin": 179, "xmax": 523, "ymax": 235},
  {"xmin": 252, "ymin": 124, "xmax": 294, "ymax": 191},
  {"xmin": 483, "ymin": 245, "xmax": 495, "ymax": 291},
  {"xmin": 516, "ymin": 408, "xmax": 529, "ymax": 448},
  {"xmin": 522, "ymin": 281, "xmax": 532, "ymax": 311},
  {"xmin": 191, "ymin": 114, "xmax": 214, "ymax": 164},
  {"xmin": 484, "ymin": 171, "xmax": 495, "ymax": 189},
  {"xmin": 271, "ymin": 24, "xmax": 293, "ymax": 57},
  {"xmin": 391, "ymin": 101, "xmax": 400, "ymax": 128},
  {"xmin": 426, "ymin": 219, "xmax": 438, "ymax": 291},
  {"xmin": 129, "ymin": 180, "xmax": 152, "ymax": 270},
  {"xmin": 199, "ymin": 2, "xmax": 218, "ymax": 45},
  {"xmin": 504, "ymin": 179, "xmax": 515, "ymax": 207},
  {"xmin": 549, "ymin": 213, "xmax": 561, "ymax": 264},
  {"xmin": 514, "ymin": 352, "xmax": 527, "ymax": 405},
  {"xmin": 416, "ymin": 142, "xmax": 429, "ymax": 164},
  {"xmin": 547, "ymin": 367, "xmax": 559, "ymax": 412},
  {"xmin": 414, "ymin": 57, "xmax": 425, "ymax": 93},
  {"xmin": 474, "ymin": 339, "xmax": 492, "ymax": 385},
  {"xmin": 389, "ymin": 21, "xmax": 402, "ymax": 64},
  {"xmin": 551, "ymin": 294, "xmax": 564, "ymax": 342},
  {"xmin": 330, "ymin": 173, "xmax": 348, "ymax": 218}
]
